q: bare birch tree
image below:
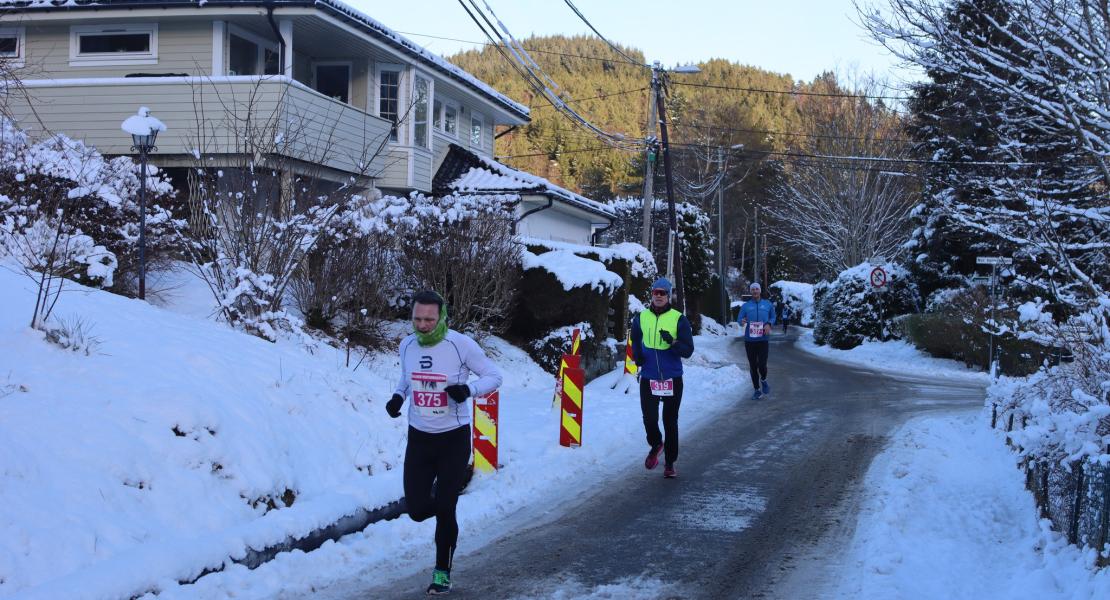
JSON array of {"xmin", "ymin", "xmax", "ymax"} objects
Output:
[{"xmin": 766, "ymin": 73, "xmax": 917, "ymax": 276}]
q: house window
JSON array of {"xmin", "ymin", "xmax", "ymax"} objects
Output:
[
  {"xmin": 227, "ymin": 28, "xmax": 279, "ymax": 76},
  {"xmin": 70, "ymin": 24, "xmax": 157, "ymax": 65},
  {"xmin": 471, "ymin": 113, "xmax": 485, "ymax": 148},
  {"xmin": 378, "ymin": 67, "xmax": 401, "ymax": 142},
  {"xmin": 444, "ymin": 103, "xmax": 458, "ymax": 136},
  {"xmin": 0, "ymin": 27, "xmax": 24, "ymax": 65},
  {"xmin": 434, "ymin": 98, "xmax": 459, "ymax": 137},
  {"xmin": 314, "ymin": 63, "xmax": 351, "ymax": 103},
  {"xmin": 412, "ymin": 74, "xmax": 430, "ymax": 149}
]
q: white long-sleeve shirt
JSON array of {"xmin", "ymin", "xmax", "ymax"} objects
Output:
[{"xmin": 394, "ymin": 330, "xmax": 503, "ymax": 433}]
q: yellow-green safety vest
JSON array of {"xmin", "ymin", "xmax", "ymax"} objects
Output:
[{"xmin": 640, "ymin": 308, "xmax": 682, "ymax": 350}]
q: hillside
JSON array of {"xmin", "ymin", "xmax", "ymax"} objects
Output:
[{"xmin": 447, "ymin": 35, "xmax": 804, "ymax": 202}]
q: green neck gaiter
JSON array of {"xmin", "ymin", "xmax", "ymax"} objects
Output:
[{"xmin": 415, "ymin": 304, "xmax": 448, "ymax": 347}]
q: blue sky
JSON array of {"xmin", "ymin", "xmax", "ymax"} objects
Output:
[{"xmin": 356, "ymin": 0, "xmax": 908, "ymax": 83}]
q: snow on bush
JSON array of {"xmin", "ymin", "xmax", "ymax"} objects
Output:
[
  {"xmin": 813, "ymin": 261, "xmax": 920, "ymax": 350},
  {"xmin": 528, "ymin": 322, "xmax": 592, "ymax": 373},
  {"xmin": 0, "ymin": 118, "xmax": 180, "ymax": 298},
  {"xmin": 522, "ymin": 249, "xmax": 622, "ymax": 294},
  {"xmin": 770, "ymin": 280, "xmax": 814, "ymax": 327}
]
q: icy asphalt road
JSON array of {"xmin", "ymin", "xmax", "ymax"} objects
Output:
[{"xmin": 334, "ymin": 332, "xmax": 984, "ymax": 600}]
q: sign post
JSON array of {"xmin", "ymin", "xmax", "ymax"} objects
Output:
[
  {"xmin": 870, "ymin": 264, "xmax": 889, "ymax": 337},
  {"xmin": 976, "ymin": 256, "xmax": 1013, "ymax": 378}
]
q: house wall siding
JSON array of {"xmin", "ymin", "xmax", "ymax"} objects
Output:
[
  {"xmin": 516, "ymin": 199, "xmax": 596, "ymax": 245},
  {"xmin": 18, "ymin": 19, "xmax": 214, "ymax": 78}
]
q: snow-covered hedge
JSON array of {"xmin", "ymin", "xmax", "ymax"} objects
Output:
[
  {"xmin": 770, "ymin": 280, "xmax": 815, "ymax": 327},
  {"xmin": 528, "ymin": 322, "xmax": 592, "ymax": 374},
  {"xmin": 813, "ymin": 261, "xmax": 920, "ymax": 350},
  {"xmin": 0, "ymin": 118, "xmax": 180, "ymax": 296}
]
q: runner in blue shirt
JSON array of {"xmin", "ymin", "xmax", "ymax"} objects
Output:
[{"xmin": 737, "ymin": 282, "xmax": 776, "ymax": 399}]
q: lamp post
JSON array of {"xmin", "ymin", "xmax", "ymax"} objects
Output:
[
  {"xmin": 122, "ymin": 107, "xmax": 166, "ymax": 300},
  {"xmin": 651, "ymin": 62, "xmax": 700, "ymax": 313}
]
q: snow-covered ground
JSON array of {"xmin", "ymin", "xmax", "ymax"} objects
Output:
[
  {"xmin": 795, "ymin": 328, "xmax": 990, "ymax": 384},
  {"xmin": 0, "ymin": 264, "xmax": 745, "ymax": 600},
  {"xmin": 829, "ymin": 413, "xmax": 1110, "ymax": 599}
]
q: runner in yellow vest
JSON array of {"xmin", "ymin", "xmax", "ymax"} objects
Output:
[{"xmin": 630, "ymin": 278, "xmax": 694, "ymax": 478}]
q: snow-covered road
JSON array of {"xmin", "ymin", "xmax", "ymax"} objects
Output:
[{"xmin": 304, "ymin": 332, "xmax": 984, "ymax": 599}]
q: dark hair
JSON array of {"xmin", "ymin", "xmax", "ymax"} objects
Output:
[{"xmin": 412, "ymin": 290, "xmax": 445, "ymax": 310}]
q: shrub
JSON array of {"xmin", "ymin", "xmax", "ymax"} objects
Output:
[
  {"xmin": 511, "ymin": 249, "xmax": 621, "ymax": 376},
  {"xmin": 900, "ymin": 285, "xmax": 1059, "ymax": 376},
  {"xmin": 813, "ymin": 261, "xmax": 920, "ymax": 349}
]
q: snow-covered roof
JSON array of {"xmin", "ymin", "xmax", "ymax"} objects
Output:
[
  {"xmin": 0, "ymin": 0, "xmax": 531, "ymax": 123},
  {"xmin": 434, "ymin": 144, "xmax": 615, "ymax": 220}
]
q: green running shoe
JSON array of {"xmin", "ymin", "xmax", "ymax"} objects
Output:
[{"xmin": 426, "ymin": 569, "xmax": 451, "ymax": 595}]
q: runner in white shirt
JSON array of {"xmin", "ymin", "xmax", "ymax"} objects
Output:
[{"xmin": 385, "ymin": 290, "xmax": 502, "ymax": 596}]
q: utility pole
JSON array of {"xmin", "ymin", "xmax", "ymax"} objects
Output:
[
  {"xmin": 717, "ymin": 146, "xmax": 727, "ymax": 322},
  {"xmin": 752, "ymin": 205, "xmax": 759, "ymax": 290},
  {"xmin": 655, "ymin": 73, "xmax": 686, "ymax": 313},
  {"xmin": 641, "ymin": 61, "xmax": 660, "ymax": 250}
]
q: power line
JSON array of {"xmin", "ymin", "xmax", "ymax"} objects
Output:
[
  {"xmin": 670, "ymin": 121, "xmax": 913, "ymax": 144},
  {"xmin": 560, "ymin": 0, "xmax": 647, "ymax": 68},
  {"xmin": 395, "ymin": 30, "xmax": 648, "ymax": 66},
  {"xmin": 670, "ymin": 80, "xmax": 912, "ymax": 101},
  {"xmin": 528, "ymin": 87, "xmax": 648, "ymax": 110}
]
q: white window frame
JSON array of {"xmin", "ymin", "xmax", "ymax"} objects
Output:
[
  {"xmin": 226, "ymin": 24, "xmax": 279, "ymax": 76},
  {"xmin": 70, "ymin": 23, "xmax": 157, "ymax": 67},
  {"xmin": 0, "ymin": 27, "xmax": 25, "ymax": 68},
  {"xmin": 376, "ymin": 62, "xmax": 404, "ymax": 143},
  {"xmin": 411, "ymin": 70, "xmax": 433, "ymax": 149},
  {"xmin": 470, "ymin": 111, "xmax": 486, "ymax": 150},
  {"xmin": 435, "ymin": 97, "xmax": 460, "ymax": 138},
  {"xmin": 312, "ymin": 60, "xmax": 353, "ymax": 104}
]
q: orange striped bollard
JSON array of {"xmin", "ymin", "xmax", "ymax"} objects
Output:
[
  {"xmin": 471, "ymin": 390, "xmax": 499, "ymax": 472},
  {"xmin": 559, "ymin": 354, "xmax": 585, "ymax": 447}
]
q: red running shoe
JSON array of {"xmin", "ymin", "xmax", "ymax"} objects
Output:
[
  {"xmin": 664, "ymin": 464, "xmax": 677, "ymax": 478},
  {"xmin": 644, "ymin": 443, "xmax": 664, "ymax": 470}
]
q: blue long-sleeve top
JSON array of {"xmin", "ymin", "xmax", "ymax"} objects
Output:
[{"xmin": 737, "ymin": 299, "xmax": 776, "ymax": 341}]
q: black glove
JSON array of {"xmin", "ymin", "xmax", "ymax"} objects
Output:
[
  {"xmin": 444, "ymin": 384, "xmax": 471, "ymax": 403},
  {"xmin": 659, "ymin": 329, "xmax": 674, "ymax": 344},
  {"xmin": 385, "ymin": 393, "xmax": 404, "ymax": 418}
]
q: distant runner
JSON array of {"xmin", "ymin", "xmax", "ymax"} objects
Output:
[
  {"xmin": 385, "ymin": 290, "xmax": 502, "ymax": 596},
  {"xmin": 631, "ymin": 277, "xmax": 694, "ymax": 479},
  {"xmin": 738, "ymin": 282, "xmax": 776, "ymax": 400}
]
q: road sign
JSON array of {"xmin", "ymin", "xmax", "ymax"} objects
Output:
[
  {"xmin": 976, "ymin": 256, "xmax": 1013, "ymax": 265},
  {"xmin": 869, "ymin": 266, "xmax": 888, "ymax": 288}
]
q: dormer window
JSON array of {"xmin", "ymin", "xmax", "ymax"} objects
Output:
[{"xmin": 70, "ymin": 24, "xmax": 157, "ymax": 66}]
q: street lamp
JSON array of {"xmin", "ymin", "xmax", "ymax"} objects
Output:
[{"xmin": 121, "ymin": 107, "xmax": 166, "ymax": 300}]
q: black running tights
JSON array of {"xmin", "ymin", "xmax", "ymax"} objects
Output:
[
  {"xmin": 404, "ymin": 425, "xmax": 471, "ymax": 571},
  {"xmin": 639, "ymin": 376, "xmax": 684, "ymax": 466},
  {"xmin": 745, "ymin": 340, "xmax": 769, "ymax": 389}
]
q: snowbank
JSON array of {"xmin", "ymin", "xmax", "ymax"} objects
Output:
[
  {"xmin": 0, "ymin": 264, "xmax": 745, "ymax": 600},
  {"xmin": 795, "ymin": 329, "xmax": 989, "ymax": 383},
  {"xmin": 832, "ymin": 413, "xmax": 1110, "ymax": 599}
]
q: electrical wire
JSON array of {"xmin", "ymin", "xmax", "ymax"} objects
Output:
[
  {"xmin": 458, "ymin": 0, "xmax": 644, "ymax": 151},
  {"xmin": 670, "ymin": 80, "xmax": 912, "ymax": 101},
  {"xmin": 560, "ymin": 0, "xmax": 647, "ymax": 68},
  {"xmin": 396, "ymin": 30, "xmax": 648, "ymax": 65}
]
